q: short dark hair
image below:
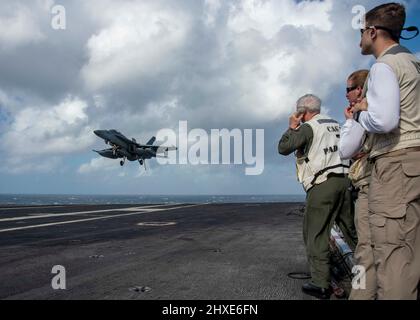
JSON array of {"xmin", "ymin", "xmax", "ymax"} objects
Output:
[
  {"xmin": 348, "ymin": 70, "xmax": 369, "ymax": 88},
  {"xmin": 365, "ymin": 2, "xmax": 406, "ymax": 41}
]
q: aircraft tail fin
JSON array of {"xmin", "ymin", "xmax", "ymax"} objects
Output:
[{"xmin": 146, "ymin": 137, "xmax": 156, "ymax": 145}]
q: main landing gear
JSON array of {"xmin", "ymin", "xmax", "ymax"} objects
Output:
[{"xmin": 138, "ymin": 159, "xmax": 147, "ymax": 170}]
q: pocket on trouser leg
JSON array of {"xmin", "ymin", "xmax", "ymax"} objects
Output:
[
  {"xmin": 369, "ymin": 206, "xmax": 417, "ymax": 299},
  {"xmin": 370, "ymin": 160, "xmax": 404, "ymax": 204},
  {"xmin": 369, "ymin": 214, "xmax": 386, "ymax": 246},
  {"xmin": 402, "ymin": 155, "xmax": 420, "ymax": 203},
  {"xmin": 369, "ymin": 205, "xmax": 407, "ymax": 246}
]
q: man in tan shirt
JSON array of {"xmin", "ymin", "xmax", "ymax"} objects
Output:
[{"xmin": 353, "ymin": 3, "xmax": 420, "ymax": 299}]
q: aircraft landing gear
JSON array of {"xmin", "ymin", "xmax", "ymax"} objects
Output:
[
  {"xmin": 138, "ymin": 159, "xmax": 147, "ymax": 170},
  {"xmin": 120, "ymin": 157, "xmax": 126, "ymax": 167},
  {"xmin": 112, "ymin": 145, "xmax": 119, "ymax": 156}
]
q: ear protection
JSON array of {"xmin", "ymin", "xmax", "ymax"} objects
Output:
[{"xmin": 400, "ymin": 26, "xmax": 419, "ymax": 40}]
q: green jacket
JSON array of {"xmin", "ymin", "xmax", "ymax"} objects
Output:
[{"xmin": 278, "ymin": 124, "xmax": 314, "ymax": 158}]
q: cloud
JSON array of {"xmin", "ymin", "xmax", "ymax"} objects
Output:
[
  {"xmin": 3, "ymin": 157, "xmax": 62, "ymax": 175},
  {"xmin": 78, "ymin": 157, "xmax": 120, "ymax": 174},
  {"xmin": 203, "ymin": 0, "xmax": 222, "ymax": 27},
  {"xmin": 81, "ymin": 1, "xmax": 192, "ymax": 92},
  {"xmin": 0, "ymin": 3, "xmax": 46, "ymax": 50},
  {"xmin": 0, "ymin": 0, "xmax": 99, "ymax": 103},
  {"xmin": 3, "ymin": 0, "xmax": 419, "ymax": 194},
  {"xmin": 79, "ymin": 0, "xmax": 369, "ymax": 131},
  {"xmin": 227, "ymin": 0, "xmax": 333, "ymax": 37},
  {"xmin": 2, "ymin": 96, "xmax": 94, "ymax": 156}
]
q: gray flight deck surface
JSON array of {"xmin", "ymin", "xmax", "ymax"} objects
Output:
[{"xmin": 0, "ymin": 203, "xmax": 313, "ymax": 300}]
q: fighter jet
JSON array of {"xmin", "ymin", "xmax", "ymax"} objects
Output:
[{"xmin": 93, "ymin": 129, "xmax": 177, "ymax": 168}]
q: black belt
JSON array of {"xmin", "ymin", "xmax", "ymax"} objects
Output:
[{"xmin": 327, "ymin": 173, "xmax": 346, "ymax": 178}]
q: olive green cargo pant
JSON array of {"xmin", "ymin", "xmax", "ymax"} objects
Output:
[
  {"xmin": 368, "ymin": 151, "xmax": 420, "ymax": 300},
  {"xmin": 349, "ymin": 184, "xmax": 377, "ymax": 300},
  {"xmin": 304, "ymin": 175, "xmax": 358, "ymax": 289}
]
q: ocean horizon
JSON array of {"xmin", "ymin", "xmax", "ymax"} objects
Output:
[{"xmin": 0, "ymin": 194, "xmax": 305, "ymax": 206}]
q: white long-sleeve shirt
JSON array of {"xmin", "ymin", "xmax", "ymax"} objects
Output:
[
  {"xmin": 358, "ymin": 62, "xmax": 400, "ymax": 133},
  {"xmin": 339, "ymin": 119, "xmax": 366, "ymax": 160}
]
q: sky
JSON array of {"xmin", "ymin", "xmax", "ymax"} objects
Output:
[{"xmin": 0, "ymin": 0, "xmax": 419, "ymax": 195}]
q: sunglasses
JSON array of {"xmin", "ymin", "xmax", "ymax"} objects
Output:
[
  {"xmin": 360, "ymin": 25, "xmax": 398, "ymax": 38},
  {"xmin": 360, "ymin": 26, "xmax": 375, "ymax": 36},
  {"xmin": 346, "ymin": 86, "xmax": 358, "ymax": 94},
  {"xmin": 360, "ymin": 25, "xmax": 419, "ymax": 40}
]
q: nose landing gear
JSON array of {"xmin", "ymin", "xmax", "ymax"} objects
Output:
[{"xmin": 138, "ymin": 159, "xmax": 147, "ymax": 170}]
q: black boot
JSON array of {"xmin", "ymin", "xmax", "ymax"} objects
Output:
[{"xmin": 302, "ymin": 282, "xmax": 331, "ymax": 300}]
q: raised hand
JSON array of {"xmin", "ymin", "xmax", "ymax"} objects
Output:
[
  {"xmin": 289, "ymin": 113, "xmax": 304, "ymax": 130},
  {"xmin": 345, "ymin": 106, "xmax": 354, "ymax": 120}
]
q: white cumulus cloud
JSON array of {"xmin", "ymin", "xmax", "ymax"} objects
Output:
[
  {"xmin": 81, "ymin": 0, "xmax": 192, "ymax": 91},
  {"xmin": 227, "ymin": 0, "xmax": 333, "ymax": 38},
  {"xmin": 0, "ymin": 3, "xmax": 46, "ymax": 50},
  {"xmin": 2, "ymin": 96, "xmax": 94, "ymax": 158},
  {"xmin": 4, "ymin": 0, "xmax": 416, "ymax": 194},
  {"xmin": 79, "ymin": 0, "xmax": 368, "ymax": 128}
]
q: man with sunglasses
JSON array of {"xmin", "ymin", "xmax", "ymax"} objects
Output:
[
  {"xmin": 352, "ymin": 2, "xmax": 420, "ymax": 299},
  {"xmin": 339, "ymin": 70, "xmax": 377, "ymax": 300}
]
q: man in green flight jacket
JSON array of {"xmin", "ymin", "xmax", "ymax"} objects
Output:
[{"xmin": 278, "ymin": 94, "xmax": 357, "ymax": 300}]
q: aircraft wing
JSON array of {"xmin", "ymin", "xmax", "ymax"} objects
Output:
[
  {"xmin": 155, "ymin": 146, "xmax": 178, "ymax": 153},
  {"xmin": 136, "ymin": 144, "xmax": 158, "ymax": 149},
  {"xmin": 135, "ymin": 145, "xmax": 177, "ymax": 152}
]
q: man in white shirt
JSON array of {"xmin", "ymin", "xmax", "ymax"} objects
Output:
[
  {"xmin": 353, "ymin": 2, "xmax": 420, "ymax": 299},
  {"xmin": 339, "ymin": 70, "xmax": 377, "ymax": 300}
]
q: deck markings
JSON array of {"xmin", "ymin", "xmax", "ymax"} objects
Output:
[
  {"xmin": 0, "ymin": 204, "xmax": 174, "ymax": 222},
  {"xmin": 0, "ymin": 204, "xmax": 205, "ymax": 234}
]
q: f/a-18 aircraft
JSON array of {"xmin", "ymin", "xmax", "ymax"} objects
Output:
[{"xmin": 93, "ymin": 129, "xmax": 177, "ymax": 168}]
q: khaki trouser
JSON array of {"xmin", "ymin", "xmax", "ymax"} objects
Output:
[
  {"xmin": 349, "ymin": 184, "xmax": 377, "ymax": 300},
  {"xmin": 304, "ymin": 175, "xmax": 357, "ymax": 288},
  {"xmin": 368, "ymin": 151, "xmax": 420, "ymax": 300}
]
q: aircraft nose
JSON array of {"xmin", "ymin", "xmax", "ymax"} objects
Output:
[{"xmin": 94, "ymin": 130, "xmax": 102, "ymax": 136}]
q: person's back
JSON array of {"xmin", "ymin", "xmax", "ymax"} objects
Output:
[
  {"xmin": 278, "ymin": 94, "xmax": 357, "ymax": 299},
  {"xmin": 296, "ymin": 113, "xmax": 349, "ymax": 192}
]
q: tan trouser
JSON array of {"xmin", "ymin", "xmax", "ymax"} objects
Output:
[
  {"xmin": 349, "ymin": 184, "xmax": 377, "ymax": 300},
  {"xmin": 368, "ymin": 151, "xmax": 420, "ymax": 300}
]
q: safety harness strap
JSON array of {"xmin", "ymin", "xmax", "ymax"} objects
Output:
[{"xmin": 310, "ymin": 164, "xmax": 350, "ymax": 186}]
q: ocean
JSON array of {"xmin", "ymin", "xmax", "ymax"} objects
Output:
[{"xmin": 0, "ymin": 194, "xmax": 305, "ymax": 206}]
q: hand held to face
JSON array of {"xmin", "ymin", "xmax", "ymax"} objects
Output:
[
  {"xmin": 353, "ymin": 98, "xmax": 368, "ymax": 112},
  {"xmin": 289, "ymin": 112, "xmax": 304, "ymax": 130},
  {"xmin": 345, "ymin": 106, "xmax": 354, "ymax": 120}
]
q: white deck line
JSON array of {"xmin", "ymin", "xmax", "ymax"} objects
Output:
[{"xmin": 0, "ymin": 204, "xmax": 205, "ymax": 233}]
